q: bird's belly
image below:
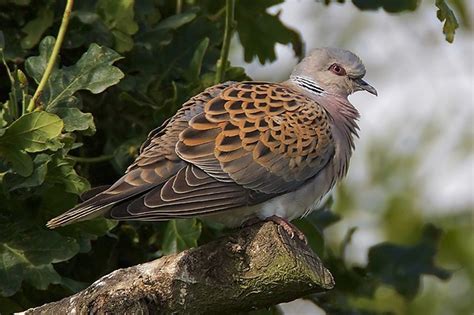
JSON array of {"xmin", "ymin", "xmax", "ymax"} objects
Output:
[{"xmin": 201, "ymin": 169, "xmax": 334, "ymax": 228}]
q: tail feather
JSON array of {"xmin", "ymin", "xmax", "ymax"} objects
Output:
[
  {"xmin": 46, "ymin": 183, "xmax": 156, "ymax": 229},
  {"xmin": 46, "ymin": 203, "xmax": 112, "ymax": 229},
  {"xmin": 47, "ymin": 153, "xmax": 186, "ymax": 228}
]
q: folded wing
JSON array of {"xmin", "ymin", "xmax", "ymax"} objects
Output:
[{"xmin": 47, "ymin": 81, "xmax": 335, "ymax": 228}]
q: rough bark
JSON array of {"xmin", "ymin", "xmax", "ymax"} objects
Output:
[{"xmin": 23, "ymin": 221, "xmax": 334, "ymax": 314}]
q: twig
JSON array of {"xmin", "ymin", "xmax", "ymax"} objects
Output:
[
  {"xmin": 68, "ymin": 154, "xmax": 114, "ymax": 163},
  {"xmin": 0, "ymin": 50, "xmax": 19, "ymax": 118},
  {"xmin": 215, "ymin": 0, "xmax": 235, "ymax": 84},
  {"xmin": 27, "ymin": 0, "xmax": 74, "ymax": 112},
  {"xmin": 208, "ymin": 7, "xmax": 226, "ymax": 21},
  {"xmin": 0, "ymin": 50, "xmax": 14, "ymax": 83}
]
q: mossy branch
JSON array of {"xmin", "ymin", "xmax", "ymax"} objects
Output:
[{"xmin": 23, "ymin": 221, "xmax": 334, "ymax": 314}]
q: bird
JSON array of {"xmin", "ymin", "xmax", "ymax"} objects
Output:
[{"xmin": 47, "ymin": 47, "xmax": 377, "ymax": 239}]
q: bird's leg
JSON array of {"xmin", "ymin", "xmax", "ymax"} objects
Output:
[
  {"xmin": 265, "ymin": 215, "xmax": 307, "ymax": 243},
  {"xmin": 242, "ymin": 215, "xmax": 307, "ymax": 243}
]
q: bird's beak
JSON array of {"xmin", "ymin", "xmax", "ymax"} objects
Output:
[{"xmin": 355, "ymin": 78, "xmax": 377, "ymax": 96}]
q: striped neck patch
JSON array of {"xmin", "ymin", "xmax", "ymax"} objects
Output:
[{"xmin": 290, "ymin": 75, "xmax": 325, "ymax": 95}]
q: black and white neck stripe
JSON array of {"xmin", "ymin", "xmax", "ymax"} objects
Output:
[{"xmin": 290, "ymin": 75, "xmax": 325, "ymax": 95}]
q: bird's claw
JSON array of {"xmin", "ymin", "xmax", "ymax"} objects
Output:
[
  {"xmin": 241, "ymin": 215, "xmax": 307, "ymax": 244},
  {"xmin": 266, "ymin": 215, "xmax": 307, "ymax": 244}
]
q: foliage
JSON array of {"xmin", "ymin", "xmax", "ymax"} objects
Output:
[
  {"xmin": 162, "ymin": 219, "xmax": 202, "ymax": 255},
  {"xmin": 435, "ymin": 0, "xmax": 459, "ymax": 43},
  {"xmin": 324, "ymin": 0, "xmax": 459, "ymax": 43},
  {"xmin": 0, "ymin": 28, "xmax": 121, "ymax": 305},
  {"xmin": 0, "ymin": 0, "xmax": 467, "ymax": 313},
  {"xmin": 296, "ymin": 203, "xmax": 451, "ymax": 314},
  {"xmin": 235, "ymin": 0, "xmax": 303, "ymax": 63}
]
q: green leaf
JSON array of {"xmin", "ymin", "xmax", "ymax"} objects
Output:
[
  {"xmin": 350, "ymin": 0, "xmax": 418, "ymax": 12},
  {"xmin": 435, "ymin": 0, "xmax": 459, "ymax": 43},
  {"xmin": 54, "ymin": 107, "xmax": 96, "ymax": 134},
  {"xmin": 0, "ymin": 109, "xmax": 8, "ymax": 129},
  {"xmin": 22, "ymin": 36, "xmax": 122, "ymax": 142},
  {"xmin": 155, "ymin": 11, "xmax": 197, "ymax": 30},
  {"xmin": 0, "ymin": 112, "xmax": 62, "ymax": 176},
  {"xmin": 97, "ymin": 0, "xmax": 139, "ymax": 52},
  {"xmin": 20, "ymin": 6, "xmax": 54, "ymax": 49},
  {"xmin": 0, "ymin": 245, "xmax": 24, "ymax": 297},
  {"xmin": 295, "ymin": 203, "xmax": 340, "ymax": 255},
  {"xmin": 449, "ymin": 0, "xmax": 471, "ymax": 28},
  {"xmin": 25, "ymin": 36, "xmax": 55, "ymax": 84},
  {"xmin": 121, "ymin": 13, "xmax": 215, "ymax": 97},
  {"xmin": 220, "ymin": 66, "xmax": 250, "ymax": 83},
  {"xmin": 0, "ymin": 228, "xmax": 79, "ymax": 266},
  {"xmin": 23, "ymin": 264, "xmax": 61, "ymax": 290},
  {"xmin": 0, "ymin": 216, "xmax": 79, "ymax": 296},
  {"xmin": 0, "ymin": 147, "xmax": 32, "ymax": 176},
  {"xmin": 235, "ymin": 0, "xmax": 303, "ymax": 63},
  {"xmin": 367, "ymin": 224, "xmax": 451, "ymax": 299},
  {"xmin": 59, "ymin": 218, "xmax": 118, "ymax": 253},
  {"xmin": 295, "ymin": 218, "xmax": 325, "ymax": 255},
  {"xmin": 59, "ymin": 276, "xmax": 88, "ymax": 293},
  {"xmin": 8, "ymin": 153, "xmax": 51, "ymax": 190},
  {"xmin": 40, "ymin": 186, "xmax": 116, "ymax": 253},
  {"xmin": 162, "ymin": 219, "xmax": 202, "ymax": 255},
  {"xmin": 25, "ymin": 36, "xmax": 125, "ymax": 110},
  {"xmin": 109, "ymin": 137, "xmax": 143, "ymax": 173},
  {"xmin": 185, "ymin": 37, "xmax": 209, "ymax": 81},
  {"xmin": 60, "ymin": 43, "xmax": 124, "ymax": 95},
  {"xmin": 0, "ymin": 111, "xmax": 63, "ymax": 152},
  {"xmin": 47, "ymin": 155, "xmax": 90, "ymax": 195}
]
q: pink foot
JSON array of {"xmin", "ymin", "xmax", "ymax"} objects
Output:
[{"xmin": 266, "ymin": 215, "xmax": 307, "ymax": 243}]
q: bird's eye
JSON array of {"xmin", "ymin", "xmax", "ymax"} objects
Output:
[{"xmin": 329, "ymin": 63, "xmax": 346, "ymax": 76}]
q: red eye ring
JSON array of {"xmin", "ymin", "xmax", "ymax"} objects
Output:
[{"xmin": 329, "ymin": 63, "xmax": 346, "ymax": 76}]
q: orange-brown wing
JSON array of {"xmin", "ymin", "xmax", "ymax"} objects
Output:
[
  {"xmin": 46, "ymin": 83, "xmax": 233, "ymax": 228},
  {"xmin": 109, "ymin": 82, "xmax": 335, "ymax": 220},
  {"xmin": 176, "ymin": 81, "xmax": 335, "ymax": 194}
]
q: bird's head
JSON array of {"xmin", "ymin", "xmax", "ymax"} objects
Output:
[{"xmin": 291, "ymin": 47, "xmax": 377, "ymax": 97}]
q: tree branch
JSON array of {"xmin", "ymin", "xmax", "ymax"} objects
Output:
[{"xmin": 23, "ymin": 221, "xmax": 334, "ymax": 314}]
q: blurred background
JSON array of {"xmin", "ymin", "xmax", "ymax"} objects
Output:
[{"xmin": 229, "ymin": 1, "xmax": 473, "ymax": 314}]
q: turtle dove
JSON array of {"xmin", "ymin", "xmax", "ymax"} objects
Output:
[{"xmin": 47, "ymin": 47, "xmax": 377, "ymax": 238}]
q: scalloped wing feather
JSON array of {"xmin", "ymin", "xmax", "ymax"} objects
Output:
[{"xmin": 176, "ymin": 82, "xmax": 335, "ymax": 194}]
